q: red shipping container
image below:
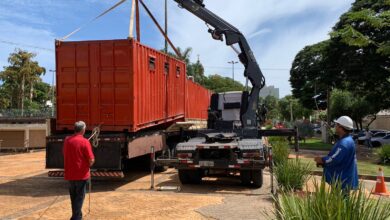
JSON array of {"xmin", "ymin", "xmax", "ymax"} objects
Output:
[
  {"xmin": 185, "ymin": 79, "xmax": 211, "ymax": 120},
  {"xmin": 55, "ymin": 39, "xmax": 186, "ymax": 132}
]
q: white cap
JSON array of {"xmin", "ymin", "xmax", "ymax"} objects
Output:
[{"xmin": 334, "ymin": 116, "xmax": 353, "ymax": 130}]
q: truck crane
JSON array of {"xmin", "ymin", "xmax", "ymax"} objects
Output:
[
  {"xmin": 175, "ymin": 0, "xmax": 266, "ymax": 131},
  {"xmin": 156, "ymin": 0, "xmax": 272, "ymax": 188}
]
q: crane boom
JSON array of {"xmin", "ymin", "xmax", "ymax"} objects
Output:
[{"xmin": 173, "ymin": 0, "xmax": 266, "ymax": 129}]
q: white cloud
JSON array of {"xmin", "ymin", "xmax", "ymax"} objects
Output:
[
  {"xmin": 0, "ymin": 0, "xmax": 355, "ymax": 97},
  {"xmin": 248, "ymin": 29, "xmax": 272, "ymax": 40},
  {"xmin": 147, "ymin": 0, "xmax": 354, "ymax": 97},
  {"xmin": 0, "ymin": 20, "xmax": 56, "ymax": 83}
]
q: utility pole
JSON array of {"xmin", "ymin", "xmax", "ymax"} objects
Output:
[
  {"xmin": 326, "ymin": 87, "xmax": 331, "ymax": 144},
  {"xmin": 164, "ymin": 0, "xmax": 168, "ymax": 53},
  {"xmin": 228, "ymin": 60, "xmax": 238, "ymax": 82},
  {"xmin": 49, "ymin": 70, "xmax": 56, "ymax": 117},
  {"xmin": 290, "ymin": 101, "xmax": 293, "ymax": 122}
]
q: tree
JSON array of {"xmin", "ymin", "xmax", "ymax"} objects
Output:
[
  {"xmin": 290, "ymin": 40, "xmax": 341, "ymax": 109},
  {"xmin": 279, "ymin": 95, "xmax": 313, "ymax": 121},
  {"xmin": 290, "ymin": 0, "xmax": 389, "ymax": 119},
  {"xmin": 164, "ymin": 47, "xmax": 195, "ymax": 77},
  {"xmin": 263, "ymin": 95, "xmax": 280, "ymax": 120},
  {"xmin": 0, "ymin": 49, "xmax": 46, "ymax": 114},
  {"xmin": 188, "ymin": 59, "xmax": 206, "ymax": 85},
  {"xmin": 329, "ymin": 0, "xmax": 390, "ymax": 110},
  {"xmin": 165, "ymin": 46, "xmax": 245, "ymax": 92},
  {"xmin": 203, "ymin": 74, "xmax": 245, "ymax": 92},
  {"xmin": 330, "ymin": 89, "xmax": 374, "ymax": 130}
]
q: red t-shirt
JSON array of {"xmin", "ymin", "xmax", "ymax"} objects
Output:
[{"xmin": 63, "ymin": 134, "xmax": 95, "ymax": 180}]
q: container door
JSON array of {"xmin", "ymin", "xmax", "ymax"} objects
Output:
[
  {"xmin": 56, "ymin": 43, "xmax": 91, "ymax": 128},
  {"xmin": 98, "ymin": 42, "xmax": 132, "ymax": 128}
]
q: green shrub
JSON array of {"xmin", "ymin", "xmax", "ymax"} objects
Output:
[
  {"xmin": 274, "ymin": 179, "xmax": 390, "ymax": 220},
  {"xmin": 274, "ymin": 159, "xmax": 312, "ymax": 191},
  {"xmin": 376, "ymin": 144, "xmax": 390, "ymax": 164},
  {"xmin": 270, "ymin": 139, "xmax": 289, "ymax": 165}
]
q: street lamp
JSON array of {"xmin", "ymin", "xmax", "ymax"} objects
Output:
[{"xmin": 228, "ymin": 60, "xmax": 238, "ymax": 82}]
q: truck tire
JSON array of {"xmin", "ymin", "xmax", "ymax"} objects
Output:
[
  {"xmin": 240, "ymin": 170, "xmax": 251, "ymax": 186},
  {"xmin": 190, "ymin": 170, "xmax": 202, "ymax": 184},
  {"xmin": 178, "ymin": 169, "xmax": 202, "ymax": 184},
  {"xmin": 178, "ymin": 169, "xmax": 191, "ymax": 184},
  {"xmin": 154, "ymin": 165, "xmax": 168, "ymax": 172},
  {"xmin": 252, "ymin": 169, "xmax": 263, "ymax": 188}
]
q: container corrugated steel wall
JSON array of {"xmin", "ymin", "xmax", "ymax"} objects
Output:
[
  {"xmin": 185, "ymin": 79, "xmax": 211, "ymax": 120},
  {"xmin": 55, "ymin": 39, "xmax": 186, "ymax": 132}
]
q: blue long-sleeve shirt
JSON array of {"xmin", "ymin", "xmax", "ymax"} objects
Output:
[{"xmin": 322, "ymin": 135, "xmax": 358, "ymax": 190}]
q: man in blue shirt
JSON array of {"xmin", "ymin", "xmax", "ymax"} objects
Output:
[{"xmin": 314, "ymin": 116, "xmax": 359, "ymax": 191}]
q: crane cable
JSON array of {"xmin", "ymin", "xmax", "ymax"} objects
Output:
[
  {"xmin": 59, "ymin": 0, "xmax": 127, "ymax": 41},
  {"xmin": 88, "ymin": 126, "xmax": 101, "ymax": 148}
]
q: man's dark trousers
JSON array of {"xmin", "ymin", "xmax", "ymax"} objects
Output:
[{"xmin": 69, "ymin": 180, "xmax": 87, "ymax": 220}]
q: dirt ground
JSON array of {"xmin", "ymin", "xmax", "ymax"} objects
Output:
[{"xmin": 0, "ymin": 151, "xmax": 274, "ymax": 220}]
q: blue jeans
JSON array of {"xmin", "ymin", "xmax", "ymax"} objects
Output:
[{"xmin": 69, "ymin": 180, "xmax": 87, "ymax": 220}]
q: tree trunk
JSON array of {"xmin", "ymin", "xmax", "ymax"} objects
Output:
[
  {"xmin": 367, "ymin": 114, "xmax": 377, "ymax": 128},
  {"xmin": 20, "ymin": 72, "xmax": 25, "ymax": 116},
  {"xmin": 29, "ymin": 81, "xmax": 33, "ymax": 102},
  {"xmin": 354, "ymin": 120, "xmax": 360, "ymax": 131}
]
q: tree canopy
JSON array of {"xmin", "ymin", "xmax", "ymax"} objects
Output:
[
  {"xmin": 0, "ymin": 49, "xmax": 51, "ymax": 115},
  {"xmin": 165, "ymin": 46, "xmax": 245, "ymax": 93},
  {"xmin": 290, "ymin": 0, "xmax": 390, "ymax": 121}
]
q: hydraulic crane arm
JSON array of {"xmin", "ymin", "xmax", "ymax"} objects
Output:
[{"xmin": 173, "ymin": 0, "xmax": 266, "ymax": 129}]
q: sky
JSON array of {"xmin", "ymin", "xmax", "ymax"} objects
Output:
[{"xmin": 0, "ymin": 0, "xmax": 354, "ymax": 97}]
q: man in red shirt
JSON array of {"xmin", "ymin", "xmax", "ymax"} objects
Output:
[{"xmin": 63, "ymin": 121, "xmax": 95, "ymax": 220}]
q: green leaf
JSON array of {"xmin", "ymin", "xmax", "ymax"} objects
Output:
[{"xmin": 331, "ymin": 25, "xmax": 372, "ymax": 47}]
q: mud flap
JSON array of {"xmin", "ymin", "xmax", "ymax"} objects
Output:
[{"xmin": 46, "ymin": 140, "xmax": 122, "ymax": 170}]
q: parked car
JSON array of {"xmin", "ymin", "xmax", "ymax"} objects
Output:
[
  {"xmin": 372, "ymin": 134, "xmax": 390, "ymax": 147},
  {"xmin": 358, "ymin": 131, "xmax": 389, "ymax": 145},
  {"xmin": 371, "ymin": 129, "xmax": 388, "ymax": 134},
  {"xmin": 313, "ymin": 125, "xmax": 321, "ymax": 135},
  {"xmin": 352, "ymin": 129, "xmax": 366, "ymax": 141}
]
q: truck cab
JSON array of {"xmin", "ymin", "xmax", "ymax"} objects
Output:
[{"xmin": 175, "ymin": 91, "xmax": 268, "ymax": 187}]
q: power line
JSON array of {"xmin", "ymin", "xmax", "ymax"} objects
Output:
[
  {"xmin": 0, "ymin": 39, "xmax": 54, "ymax": 52},
  {"xmin": 204, "ymin": 65, "xmax": 290, "ymax": 71}
]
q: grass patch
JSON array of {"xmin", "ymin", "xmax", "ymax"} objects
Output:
[
  {"xmin": 299, "ymin": 138, "xmax": 333, "ymax": 151},
  {"xmin": 299, "ymin": 157, "xmax": 390, "ymax": 177},
  {"xmin": 376, "ymin": 144, "xmax": 390, "ymax": 164}
]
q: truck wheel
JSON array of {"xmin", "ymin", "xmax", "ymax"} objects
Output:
[
  {"xmin": 189, "ymin": 170, "xmax": 202, "ymax": 184},
  {"xmin": 178, "ymin": 169, "xmax": 191, "ymax": 184},
  {"xmin": 178, "ymin": 169, "xmax": 202, "ymax": 184},
  {"xmin": 240, "ymin": 170, "xmax": 251, "ymax": 186},
  {"xmin": 154, "ymin": 165, "xmax": 168, "ymax": 173},
  {"xmin": 252, "ymin": 169, "xmax": 263, "ymax": 188}
]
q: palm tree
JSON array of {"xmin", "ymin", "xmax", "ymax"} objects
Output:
[{"xmin": 176, "ymin": 47, "xmax": 192, "ymax": 65}]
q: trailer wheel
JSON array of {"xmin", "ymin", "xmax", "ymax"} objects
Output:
[
  {"xmin": 240, "ymin": 170, "xmax": 251, "ymax": 186},
  {"xmin": 154, "ymin": 165, "xmax": 168, "ymax": 172},
  {"xmin": 252, "ymin": 169, "xmax": 263, "ymax": 188},
  {"xmin": 178, "ymin": 169, "xmax": 202, "ymax": 184},
  {"xmin": 178, "ymin": 169, "xmax": 191, "ymax": 184}
]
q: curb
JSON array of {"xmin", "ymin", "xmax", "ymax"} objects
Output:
[{"xmin": 310, "ymin": 171, "xmax": 390, "ymax": 182}]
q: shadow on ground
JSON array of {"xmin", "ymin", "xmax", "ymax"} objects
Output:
[
  {"xmin": 155, "ymin": 171, "xmax": 272, "ymax": 196},
  {"xmin": 0, "ymin": 157, "xmax": 152, "ymax": 197}
]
